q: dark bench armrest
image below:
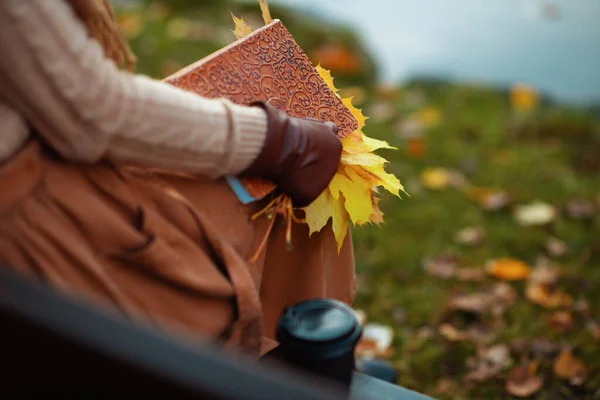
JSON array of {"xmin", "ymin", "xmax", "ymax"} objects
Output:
[
  {"xmin": 0, "ymin": 267, "xmax": 434, "ymax": 399},
  {"xmin": 351, "ymin": 372, "xmax": 434, "ymax": 400}
]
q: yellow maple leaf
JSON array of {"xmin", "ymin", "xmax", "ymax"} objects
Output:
[
  {"xmin": 332, "ymin": 194, "xmax": 350, "ymax": 252},
  {"xmin": 302, "ymin": 66, "xmax": 404, "ymax": 251},
  {"xmin": 330, "ymin": 168, "xmax": 374, "ymax": 225},
  {"xmin": 342, "ymin": 132, "xmax": 396, "ymax": 154},
  {"xmin": 368, "ymin": 195, "xmax": 384, "ymax": 225},
  {"xmin": 258, "ymin": 0, "xmax": 273, "ymax": 24},
  {"xmin": 340, "ymin": 132, "xmax": 369, "ymax": 154},
  {"xmin": 342, "ymin": 98, "xmax": 367, "ymax": 130},
  {"xmin": 304, "ymin": 189, "xmax": 334, "ymax": 235},
  {"xmin": 362, "ymin": 135, "xmax": 397, "ymax": 151},
  {"xmin": 341, "ymin": 151, "xmax": 387, "ymax": 167},
  {"xmin": 362, "ymin": 163, "xmax": 403, "ymax": 196},
  {"xmin": 231, "ymin": 13, "xmax": 253, "ymax": 40},
  {"xmin": 315, "ymin": 64, "xmax": 339, "ymax": 95}
]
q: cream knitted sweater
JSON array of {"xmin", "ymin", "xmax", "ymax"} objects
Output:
[{"xmin": 0, "ymin": 0, "xmax": 268, "ymax": 178}]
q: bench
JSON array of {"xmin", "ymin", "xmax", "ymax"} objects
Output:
[{"xmin": 0, "ymin": 267, "xmax": 433, "ymax": 399}]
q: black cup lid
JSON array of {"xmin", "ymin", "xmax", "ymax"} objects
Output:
[{"xmin": 276, "ymin": 299, "xmax": 362, "ymax": 357}]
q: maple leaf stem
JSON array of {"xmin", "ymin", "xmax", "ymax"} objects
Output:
[
  {"xmin": 249, "ymin": 195, "xmax": 302, "ymax": 262},
  {"xmin": 285, "ymin": 198, "xmax": 295, "ymax": 251},
  {"xmin": 248, "ymin": 214, "xmax": 277, "ymax": 264},
  {"xmin": 290, "ymin": 209, "xmax": 306, "ymax": 224},
  {"xmin": 251, "ymin": 194, "xmax": 284, "ymax": 220}
]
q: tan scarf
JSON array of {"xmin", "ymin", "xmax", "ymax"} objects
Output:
[{"xmin": 66, "ymin": 0, "xmax": 136, "ymax": 71}]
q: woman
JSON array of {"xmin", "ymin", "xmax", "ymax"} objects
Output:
[{"xmin": 0, "ymin": 0, "xmax": 355, "ymax": 355}]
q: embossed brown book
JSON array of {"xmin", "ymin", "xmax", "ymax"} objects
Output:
[{"xmin": 164, "ymin": 19, "xmax": 358, "ymax": 203}]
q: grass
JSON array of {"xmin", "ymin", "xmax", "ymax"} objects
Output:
[
  {"xmin": 116, "ymin": 1, "xmax": 600, "ymax": 398},
  {"xmin": 352, "ymin": 83, "xmax": 600, "ymax": 398}
]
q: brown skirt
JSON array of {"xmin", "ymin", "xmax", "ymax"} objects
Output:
[{"xmin": 0, "ymin": 141, "xmax": 355, "ymax": 356}]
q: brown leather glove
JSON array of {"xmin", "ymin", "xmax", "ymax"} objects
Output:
[{"xmin": 240, "ymin": 102, "xmax": 342, "ymax": 207}]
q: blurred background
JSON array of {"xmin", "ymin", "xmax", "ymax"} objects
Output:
[{"xmin": 113, "ymin": 1, "xmax": 599, "ymax": 398}]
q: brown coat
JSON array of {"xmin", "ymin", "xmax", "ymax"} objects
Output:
[{"xmin": 0, "ymin": 141, "xmax": 355, "ymax": 355}]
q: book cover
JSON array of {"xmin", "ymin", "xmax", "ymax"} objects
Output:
[{"xmin": 164, "ymin": 19, "xmax": 358, "ymax": 203}]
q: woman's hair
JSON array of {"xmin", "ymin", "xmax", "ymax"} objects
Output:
[{"xmin": 66, "ymin": 0, "xmax": 136, "ymax": 70}]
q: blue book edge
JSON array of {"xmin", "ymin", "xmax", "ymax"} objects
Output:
[{"xmin": 225, "ymin": 175, "xmax": 258, "ymax": 205}]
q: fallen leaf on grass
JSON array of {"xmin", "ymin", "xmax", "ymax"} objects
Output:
[
  {"xmin": 486, "ymin": 258, "xmax": 531, "ymax": 281},
  {"xmin": 510, "ymin": 338, "xmax": 529, "ymax": 354},
  {"xmin": 355, "ymin": 339, "xmax": 387, "ymax": 358},
  {"xmin": 505, "ymin": 363, "xmax": 544, "ymax": 397},
  {"xmin": 489, "ymin": 282, "xmax": 518, "ymax": 316},
  {"xmin": 416, "ymin": 326, "xmax": 434, "ymax": 340},
  {"xmin": 586, "ymin": 320, "xmax": 600, "ymax": 340},
  {"xmin": 546, "ymin": 237, "xmax": 568, "ymax": 257},
  {"xmin": 455, "ymin": 226, "xmax": 485, "ymax": 246},
  {"xmin": 407, "ymin": 138, "xmax": 425, "ymax": 158},
  {"xmin": 465, "ymin": 344, "xmax": 512, "ymax": 383},
  {"xmin": 447, "ymin": 283, "xmax": 516, "ymax": 319},
  {"xmin": 549, "ymin": 311, "xmax": 574, "ymax": 332},
  {"xmin": 434, "ymin": 379, "xmax": 457, "ymax": 395},
  {"xmin": 528, "ymin": 263, "xmax": 560, "ymax": 286},
  {"xmin": 467, "ymin": 187, "xmax": 511, "ymax": 211},
  {"xmin": 440, "ymin": 283, "xmax": 516, "ymax": 345},
  {"xmin": 525, "ymin": 283, "xmax": 573, "ymax": 309},
  {"xmin": 530, "ymin": 338, "xmax": 559, "ymax": 359},
  {"xmin": 553, "ymin": 348, "xmax": 586, "ymax": 385},
  {"xmin": 573, "ymin": 299, "xmax": 590, "ymax": 316},
  {"xmin": 465, "ymin": 323, "xmax": 497, "ymax": 345},
  {"xmin": 356, "ymin": 323, "xmax": 394, "ymax": 359},
  {"xmin": 491, "ymin": 282, "xmax": 518, "ymax": 304},
  {"xmin": 439, "ymin": 323, "xmax": 468, "ymax": 342},
  {"xmin": 439, "ymin": 321, "xmax": 497, "ymax": 345},
  {"xmin": 455, "ymin": 267, "xmax": 486, "ymax": 281},
  {"xmin": 483, "ymin": 344, "xmax": 512, "ymax": 368},
  {"xmin": 566, "ymin": 198, "xmax": 595, "ymax": 219},
  {"xmin": 420, "ymin": 168, "xmax": 450, "ymax": 191},
  {"xmin": 450, "ymin": 293, "xmax": 489, "ymax": 314},
  {"xmin": 483, "ymin": 191, "xmax": 511, "ymax": 210},
  {"xmin": 423, "ymin": 253, "xmax": 458, "ymax": 279},
  {"xmin": 514, "ymin": 201, "xmax": 557, "ymax": 226},
  {"xmin": 447, "ymin": 170, "xmax": 468, "ymax": 190}
]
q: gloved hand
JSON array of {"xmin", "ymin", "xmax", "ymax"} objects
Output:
[{"xmin": 240, "ymin": 102, "xmax": 342, "ymax": 207}]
